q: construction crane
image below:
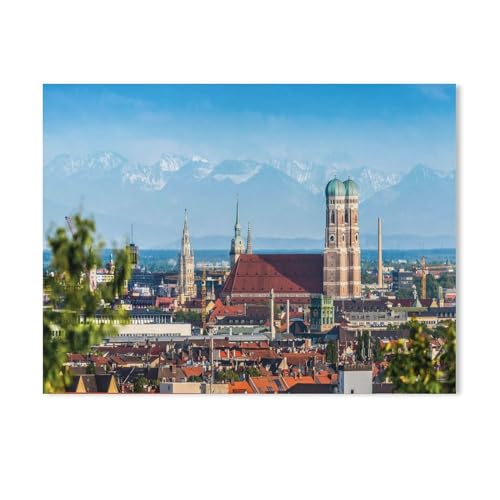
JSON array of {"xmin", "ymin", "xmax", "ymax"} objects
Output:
[
  {"xmin": 65, "ymin": 216, "xmax": 75, "ymax": 237},
  {"xmin": 421, "ymin": 256, "xmax": 427, "ymax": 300},
  {"xmin": 201, "ymin": 264, "xmax": 207, "ymax": 332}
]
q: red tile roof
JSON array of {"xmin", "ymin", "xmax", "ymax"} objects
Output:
[
  {"xmin": 243, "ymin": 349, "xmax": 280, "ymax": 361},
  {"xmin": 89, "ymin": 355, "xmax": 108, "ymax": 366},
  {"xmin": 67, "ymin": 353, "xmax": 86, "ymax": 362},
  {"xmin": 314, "ymin": 374, "xmax": 332, "ymax": 385},
  {"xmin": 284, "ymin": 353, "xmax": 323, "ymax": 366},
  {"xmin": 209, "ymin": 298, "xmax": 246, "ymax": 322},
  {"xmin": 228, "ymin": 381, "xmax": 255, "ymax": 394},
  {"xmin": 181, "ymin": 366, "xmax": 203, "ymax": 378},
  {"xmin": 156, "ymin": 297, "xmax": 175, "ymax": 307},
  {"xmin": 282, "ymin": 376, "xmax": 299, "ymax": 389},
  {"xmin": 221, "ymin": 254, "xmax": 323, "ymax": 299},
  {"xmin": 250, "ymin": 376, "xmax": 284, "ymax": 394}
]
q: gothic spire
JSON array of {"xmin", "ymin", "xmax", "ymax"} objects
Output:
[
  {"xmin": 177, "ymin": 208, "xmax": 195, "ymax": 302},
  {"xmin": 182, "ymin": 209, "xmax": 192, "ymax": 256},
  {"xmin": 234, "ymin": 195, "xmax": 241, "ymax": 235}
]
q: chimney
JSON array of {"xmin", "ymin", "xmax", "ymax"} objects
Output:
[
  {"xmin": 286, "ymin": 299, "xmax": 290, "ymax": 334},
  {"xmin": 270, "ymin": 288, "xmax": 275, "ymax": 339},
  {"xmin": 377, "ymin": 217, "xmax": 383, "ymax": 289}
]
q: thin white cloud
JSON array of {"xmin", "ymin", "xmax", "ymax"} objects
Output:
[{"xmin": 418, "ymin": 84, "xmax": 453, "ymax": 101}]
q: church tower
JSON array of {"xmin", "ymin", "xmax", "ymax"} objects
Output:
[
  {"xmin": 177, "ymin": 209, "xmax": 196, "ymax": 303},
  {"xmin": 323, "ymin": 178, "xmax": 361, "ymax": 299},
  {"xmin": 344, "ymin": 179, "xmax": 361, "ymax": 297},
  {"xmin": 230, "ymin": 197, "xmax": 245, "ymax": 269}
]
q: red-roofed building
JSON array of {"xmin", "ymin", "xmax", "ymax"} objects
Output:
[
  {"xmin": 208, "ymin": 298, "xmax": 246, "ymax": 323},
  {"xmin": 155, "ymin": 296, "xmax": 177, "ymax": 311},
  {"xmin": 314, "ymin": 373, "xmax": 335, "ymax": 385},
  {"xmin": 181, "ymin": 366, "xmax": 204, "ymax": 379},
  {"xmin": 249, "ymin": 375, "xmax": 288, "ymax": 394},
  {"xmin": 282, "ymin": 375, "xmax": 315, "ymax": 390},
  {"xmin": 220, "ymin": 254, "xmax": 323, "ymax": 306},
  {"xmin": 228, "ymin": 380, "xmax": 255, "ymax": 394}
]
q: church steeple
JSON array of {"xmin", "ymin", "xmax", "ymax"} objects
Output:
[
  {"xmin": 246, "ymin": 222, "xmax": 252, "ymax": 254},
  {"xmin": 234, "ymin": 196, "xmax": 241, "ymax": 236},
  {"xmin": 177, "ymin": 209, "xmax": 195, "ymax": 303},
  {"xmin": 230, "ymin": 196, "xmax": 245, "ymax": 269},
  {"xmin": 181, "ymin": 209, "xmax": 194, "ymax": 259}
]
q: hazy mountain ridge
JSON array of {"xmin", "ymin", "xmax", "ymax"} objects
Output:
[
  {"xmin": 43, "ymin": 152, "xmax": 455, "ymax": 248},
  {"xmin": 359, "ymin": 164, "xmax": 456, "ymax": 239},
  {"xmin": 270, "ymin": 158, "xmax": 402, "ymax": 200},
  {"xmin": 45, "ymin": 151, "xmax": 401, "ymax": 200}
]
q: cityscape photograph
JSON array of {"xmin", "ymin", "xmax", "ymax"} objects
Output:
[{"xmin": 43, "ymin": 83, "xmax": 456, "ymax": 394}]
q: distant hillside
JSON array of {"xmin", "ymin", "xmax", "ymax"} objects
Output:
[{"xmin": 359, "ymin": 164, "xmax": 455, "ymax": 238}]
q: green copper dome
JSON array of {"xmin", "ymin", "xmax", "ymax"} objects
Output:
[
  {"xmin": 343, "ymin": 178, "xmax": 359, "ymax": 197},
  {"xmin": 325, "ymin": 178, "xmax": 346, "ymax": 197}
]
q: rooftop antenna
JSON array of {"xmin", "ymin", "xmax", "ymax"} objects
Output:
[{"xmin": 131, "ymin": 223, "xmax": 134, "ymax": 244}]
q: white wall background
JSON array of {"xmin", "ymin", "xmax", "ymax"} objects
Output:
[{"xmin": 1, "ymin": 1, "xmax": 498, "ymax": 499}]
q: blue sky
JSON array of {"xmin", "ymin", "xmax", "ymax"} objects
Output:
[{"xmin": 43, "ymin": 84, "xmax": 456, "ymax": 172}]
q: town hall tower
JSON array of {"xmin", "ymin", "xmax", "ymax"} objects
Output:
[{"xmin": 177, "ymin": 209, "xmax": 196, "ymax": 303}]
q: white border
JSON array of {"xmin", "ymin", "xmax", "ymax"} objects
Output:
[{"xmin": 1, "ymin": 1, "xmax": 498, "ymax": 498}]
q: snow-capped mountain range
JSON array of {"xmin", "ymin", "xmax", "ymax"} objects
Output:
[
  {"xmin": 43, "ymin": 151, "xmax": 455, "ymax": 248},
  {"xmin": 45, "ymin": 151, "xmax": 403, "ymax": 200}
]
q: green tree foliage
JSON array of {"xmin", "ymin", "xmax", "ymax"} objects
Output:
[
  {"xmin": 384, "ymin": 320, "xmax": 456, "ymax": 393},
  {"xmin": 325, "ymin": 341, "xmax": 338, "ymax": 365},
  {"xmin": 415, "ymin": 274, "xmax": 444, "ymax": 300},
  {"xmin": 175, "ymin": 310, "xmax": 202, "ymax": 325},
  {"xmin": 244, "ymin": 366, "xmax": 261, "ymax": 377},
  {"xmin": 373, "ymin": 339, "xmax": 384, "ymax": 363},
  {"xmin": 133, "ymin": 375, "xmax": 149, "ymax": 393},
  {"xmin": 216, "ymin": 369, "xmax": 240, "ymax": 382},
  {"xmin": 361, "ymin": 268, "xmax": 378, "ymax": 285},
  {"xmin": 85, "ymin": 362, "xmax": 96, "ymax": 374},
  {"xmin": 438, "ymin": 273, "xmax": 456, "ymax": 289},
  {"xmin": 397, "ymin": 287, "xmax": 415, "ymax": 300},
  {"xmin": 425, "ymin": 274, "xmax": 440, "ymax": 299},
  {"xmin": 43, "ymin": 214, "xmax": 131, "ymax": 393},
  {"xmin": 398, "ymin": 320, "xmax": 431, "ymax": 335},
  {"xmin": 356, "ymin": 331, "xmax": 370, "ymax": 362},
  {"xmin": 439, "ymin": 322, "xmax": 456, "ymax": 392}
]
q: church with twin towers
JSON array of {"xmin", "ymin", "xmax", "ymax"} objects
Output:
[{"xmin": 177, "ymin": 177, "xmax": 361, "ymax": 305}]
